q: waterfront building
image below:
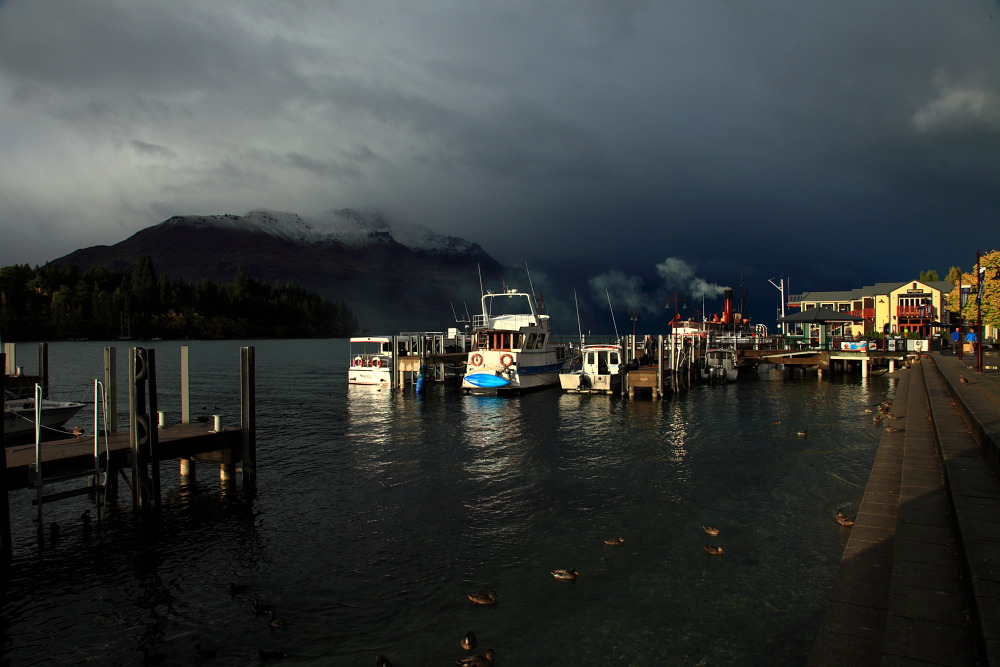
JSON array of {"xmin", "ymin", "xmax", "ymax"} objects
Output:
[{"xmin": 789, "ymin": 280, "xmax": 953, "ymax": 338}]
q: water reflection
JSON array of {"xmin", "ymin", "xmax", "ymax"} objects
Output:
[{"xmin": 1, "ymin": 340, "xmax": 892, "ymax": 665}]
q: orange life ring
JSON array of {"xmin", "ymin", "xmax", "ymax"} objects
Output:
[
  {"xmin": 353, "ymin": 356, "xmax": 363, "ymax": 367},
  {"xmin": 500, "ymin": 353, "xmax": 514, "ymax": 367},
  {"xmin": 371, "ymin": 357, "xmax": 382, "ymax": 368},
  {"xmin": 471, "ymin": 353, "xmax": 484, "ymax": 366}
]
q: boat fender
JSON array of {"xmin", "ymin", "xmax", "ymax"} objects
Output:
[
  {"xmin": 353, "ymin": 356, "xmax": 364, "ymax": 367},
  {"xmin": 471, "ymin": 353, "xmax": 484, "ymax": 366},
  {"xmin": 371, "ymin": 358, "xmax": 382, "ymax": 368},
  {"xmin": 500, "ymin": 354, "xmax": 514, "ymax": 367}
]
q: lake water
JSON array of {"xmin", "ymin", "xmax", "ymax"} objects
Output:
[{"xmin": 1, "ymin": 339, "xmax": 892, "ymax": 666}]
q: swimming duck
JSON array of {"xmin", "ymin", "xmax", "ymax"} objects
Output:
[
  {"xmin": 704, "ymin": 545, "xmax": 724, "ymax": 556},
  {"xmin": 460, "ymin": 630, "xmax": 477, "ymax": 651},
  {"xmin": 467, "ymin": 591, "xmax": 497, "ymax": 605},
  {"xmin": 960, "ymin": 375, "xmax": 969, "ymax": 384},
  {"xmin": 836, "ymin": 511, "xmax": 855, "ymax": 527},
  {"xmin": 268, "ymin": 608, "xmax": 288, "ymax": 628},
  {"xmin": 772, "ymin": 420, "xmax": 782, "ymax": 425},
  {"xmin": 604, "ymin": 536, "xmax": 625, "ymax": 546},
  {"xmin": 885, "ymin": 426, "xmax": 901, "ymax": 433},
  {"xmin": 73, "ymin": 425, "xmax": 85, "ymax": 437},
  {"xmin": 703, "ymin": 525, "xmax": 720, "ymax": 536},
  {"xmin": 457, "ymin": 648, "xmax": 496, "ymax": 666},
  {"xmin": 796, "ymin": 430, "xmax": 808, "ymax": 437},
  {"xmin": 551, "ymin": 568, "xmax": 579, "ymax": 581},
  {"xmin": 863, "ymin": 408, "xmax": 873, "ymax": 414}
]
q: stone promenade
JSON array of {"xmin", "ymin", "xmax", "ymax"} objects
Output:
[{"xmin": 809, "ymin": 350, "xmax": 1000, "ymax": 666}]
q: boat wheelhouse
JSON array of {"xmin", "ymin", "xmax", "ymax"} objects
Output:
[
  {"xmin": 348, "ymin": 337, "xmax": 394, "ymax": 385},
  {"xmin": 702, "ymin": 348, "xmax": 738, "ymax": 382},
  {"xmin": 559, "ymin": 343, "xmax": 624, "ymax": 394}
]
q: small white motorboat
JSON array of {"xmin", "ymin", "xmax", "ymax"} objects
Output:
[
  {"xmin": 4, "ymin": 389, "xmax": 85, "ymax": 441},
  {"xmin": 559, "ymin": 344, "xmax": 624, "ymax": 394}
]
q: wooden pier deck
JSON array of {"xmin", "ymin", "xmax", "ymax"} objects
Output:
[
  {"xmin": 3, "ymin": 422, "xmax": 244, "ymax": 492},
  {"xmin": 2, "ymin": 344, "xmax": 256, "ymax": 558}
]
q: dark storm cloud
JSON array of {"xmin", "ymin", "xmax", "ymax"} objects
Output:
[{"xmin": 0, "ymin": 0, "xmax": 997, "ymax": 320}]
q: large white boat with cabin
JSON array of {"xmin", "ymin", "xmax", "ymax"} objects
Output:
[
  {"xmin": 559, "ymin": 343, "xmax": 624, "ymax": 394},
  {"xmin": 462, "ymin": 288, "xmax": 573, "ymax": 394}
]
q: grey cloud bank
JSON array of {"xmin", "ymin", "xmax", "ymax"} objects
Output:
[{"xmin": 1, "ymin": 0, "xmax": 998, "ymax": 312}]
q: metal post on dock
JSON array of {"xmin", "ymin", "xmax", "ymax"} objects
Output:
[
  {"xmin": 657, "ymin": 334, "xmax": 664, "ymax": 399},
  {"xmin": 37, "ymin": 343, "xmax": 49, "ymax": 399},
  {"xmin": 241, "ymin": 346, "xmax": 256, "ymax": 486},
  {"xmin": 181, "ymin": 345, "xmax": 190, "ymax": 424},
  {"xmin": 179, "ymin": 345, "xmax": 196, "ymax": 480}
]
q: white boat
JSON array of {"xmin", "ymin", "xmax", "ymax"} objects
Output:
[
  {"xmin": 462, "ymin": 288, "xmax": 573, "ymax": 394},
  {"xmin": 4, "ymin": 390, "xmax": 85, "ymax": 441},
  {"xmin": 702, "ymin": 348, "xmax": 738, "ymax": 382},
  {"xmin": 559, "ymin": 343, "xmax": 624, "ymax": 394},
  {"xmin": 348, "ymin": 337, "xmax": 394, "ymax": 385}
]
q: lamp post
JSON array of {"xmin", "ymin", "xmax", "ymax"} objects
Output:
[{"xmin": 769, "ymin": 276, "xmax": 786, "ymax": 335}]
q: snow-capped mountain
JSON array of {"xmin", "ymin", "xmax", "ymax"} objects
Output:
[
  {"xmin": 49, "ymin": 208, "xmax": 504, "ymax": 333},
  {"xmin": 163, "ymin": 208, "xmax": 482, "ymax": 258}
]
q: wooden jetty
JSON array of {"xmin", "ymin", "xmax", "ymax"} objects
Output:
[{"xmin": 2, "ymin": 345, "xmax": 256, "ymax": 559}]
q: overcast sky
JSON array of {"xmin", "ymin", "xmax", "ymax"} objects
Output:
[{"xmin": 1, "ymin": 0, "xmax": 998, "ymax": 320}]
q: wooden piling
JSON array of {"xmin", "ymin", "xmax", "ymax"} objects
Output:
[
  {"xmin": 104, "ymin": 347, "xmax": 117, "ymax": 434},
  {"xmin": 147, "ymin": 348, "xmax": 161, "ymax": 510},
  {"xmin": 241, "ymin": 346, "xmax": 256, "ymax": 486},
  {"xmin": 128, "ymin": 347, "xmax": 156, "ymax": 513}
]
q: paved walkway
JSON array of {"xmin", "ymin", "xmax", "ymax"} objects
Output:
[{"xmin": 809, "ymin": 350, "xmax": 1000, "ymax": 666}]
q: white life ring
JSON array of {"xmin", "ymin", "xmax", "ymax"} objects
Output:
[
  {"xmin": 353, "ymin": 356, "xmax": 364, "ymax": 367},
  {"xmin": 471, "ymin": 353, "xmax": 484, "ymax": 366},
  {"xmin": 371, "ymin": 357, "xmax": 382, "ymax": 368},
  {"xmin": 500, "ymin": 354, "xmax": 514, "ymax": 367}
]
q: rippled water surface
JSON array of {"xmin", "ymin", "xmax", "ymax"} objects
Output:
[{"xmin": 2, "ymin": 339, "xmax": 894, "ymax": 666}]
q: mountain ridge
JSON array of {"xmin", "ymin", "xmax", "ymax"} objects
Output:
[{"xmin": 50, "ymin": 209, "xmax": 505, "ymax": 333}]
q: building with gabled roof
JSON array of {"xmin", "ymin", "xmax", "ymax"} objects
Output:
[{"xmin": 788, "ymin": 280, "xmax": 954, "ymax": 338}]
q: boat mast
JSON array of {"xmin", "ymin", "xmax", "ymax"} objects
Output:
[
  {"xmin": 524, "ymin": 261, "xmax": 536, "ymax": 298},
  {"xmin": 574, "ymin": 289, "xmax": 583, "ymax": 346}
]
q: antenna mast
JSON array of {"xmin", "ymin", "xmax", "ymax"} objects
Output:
[
  {"xmin": 606, "ymin": 289, "xmax": 620, "ymax": 339},
  {"xmin": 524, "ymin": 261, "xmax": 536, "ymax": 297}
]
